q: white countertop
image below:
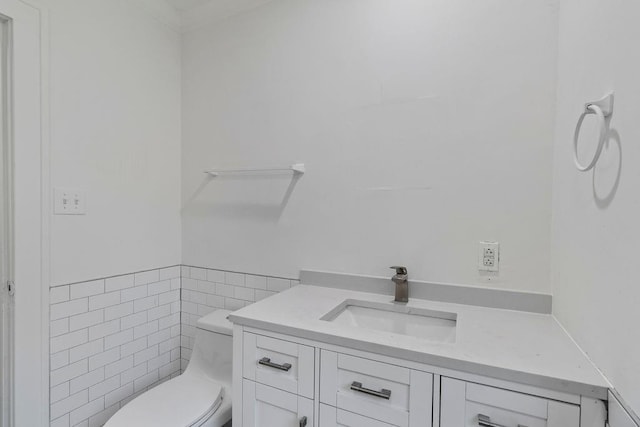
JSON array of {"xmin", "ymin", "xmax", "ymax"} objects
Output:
[{"xmin": 229, "ymin": 284, "xmax": 610, "ymax": 399}]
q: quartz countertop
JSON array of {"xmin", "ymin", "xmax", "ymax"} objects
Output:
[{"xmin": 228, "ymin": 284, "xmax": 609, "ymax": 399}]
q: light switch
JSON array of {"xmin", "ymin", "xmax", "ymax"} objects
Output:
[{"xmin": 54, "ymin": 188, "xmax": 86, "ymax": 215}]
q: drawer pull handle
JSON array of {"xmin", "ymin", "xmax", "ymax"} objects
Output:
[
  {"xmin": 299, "ymin": 416, "xmax": 308, "ymax": 427},
  {"xmin": 258, "ymin": 357, "xmax": 292, "ymax": 372},
  {"xmin": 350, "ymin": 381, "xmax": 392, "ymax": 400},
  {"xmin": 478, "ymin": 414, "xmax": 527, "ymax": 427}
]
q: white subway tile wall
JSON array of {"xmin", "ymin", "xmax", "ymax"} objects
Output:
[
  {"xmin": 179, "ymin": 267, "xmax": 299, "ymax": 370},
  {"xmin": 49, "ymin": 265, "xmax": 298, "ymax": 426},
  {"xmin": 49, "ymin": 266, "xmax": 181, "ymax": 427}
]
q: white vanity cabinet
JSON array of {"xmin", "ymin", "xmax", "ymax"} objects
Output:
[
  {"xmin": 234, "ymin": 328, "xmax": 605, "ymax": 427},
  {"xmin": 440, "ymin": 377, "xmax": 580, "ymax": 427}
]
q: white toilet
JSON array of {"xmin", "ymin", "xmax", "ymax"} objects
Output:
[{"xmin": 105, "ymin": 309, "xmax": 233, "ymax": 427}]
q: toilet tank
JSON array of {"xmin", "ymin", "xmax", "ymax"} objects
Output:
[{"xmin": 185, "ymin": 309, "xmax": 233, "ymax": 387}]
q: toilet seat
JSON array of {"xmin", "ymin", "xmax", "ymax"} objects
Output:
[{"xmin": 105, "ymin": 374, "xmax": 224, "ymax": 427}]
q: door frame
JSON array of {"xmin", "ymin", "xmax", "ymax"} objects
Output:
[
  {"xmin": 0, "ymin": 12, "xmax": 14, "ymax": 427},
  {"xmin": 0, "ymin": 0, "xmax": 49, "ymax": 425}
]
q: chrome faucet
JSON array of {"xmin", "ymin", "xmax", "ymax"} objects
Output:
[{"xmin": 390, "ymin": 266, "xmax": 408, "ymax": 303}]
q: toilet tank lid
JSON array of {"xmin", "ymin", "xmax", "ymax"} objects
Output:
[{"xmin": 197, "ymin": 309, "xmax": 233, "ymax": 335}]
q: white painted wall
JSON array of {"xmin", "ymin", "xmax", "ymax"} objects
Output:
[
  {"xmin": 551, "ymin": 0, "xmax": 640, "ymax": 416},
  {"xmin": 48, "ymin": 0, "xmax": 182, "ymax": 286},
  {"xmin": 181, "ymin": 0, "xmax": 559, "ymax": 292}
]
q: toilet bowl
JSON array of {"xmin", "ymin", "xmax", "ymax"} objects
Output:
[{"xmin": 105, "ymin": 309, "xmax": 233, "ymax": 427}]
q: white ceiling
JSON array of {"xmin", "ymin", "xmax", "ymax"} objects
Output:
[
  {"xmin": 175, "ymin": 0, "xmax": 275, "ymax": 30},
  {"xmin": 165, "ymin": 0, "xmax": 212, "ymax": 11}
]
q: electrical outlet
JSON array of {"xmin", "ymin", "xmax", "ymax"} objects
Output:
[
  {"xmin": 54, "ymin": 188, "xmax": 86, "ymax": 215},
  {"xmin": 478, "ymin": 241, "xmax": 499, "ymax": 272},
  {"xmin": 483, "ymin": 256, "xmax": 495, "ymax": 267}
]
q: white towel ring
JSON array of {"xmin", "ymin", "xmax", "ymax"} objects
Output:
[
  {"xmin": 573, "ymin": 104, "xmax": 607, "ymax": 172},
  {"xmin": 573, "ymin": 93, "xmax": 614, "ymax": 172}
]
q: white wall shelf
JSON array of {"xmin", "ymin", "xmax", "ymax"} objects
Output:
[{"xmin": 204, "ymin": 163, "xmax": 305, "ymax": 177}]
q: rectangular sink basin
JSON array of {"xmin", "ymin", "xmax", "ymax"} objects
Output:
[{"xmin": 321, "ymin": 299, "xmax": 457, "ymax": 343}]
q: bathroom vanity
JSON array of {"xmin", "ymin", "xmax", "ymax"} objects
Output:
[{"xmin": 229, "ymin": 282, "xmax": 610, "ymax": 427}]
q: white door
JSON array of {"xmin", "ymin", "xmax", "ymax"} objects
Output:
[
  {"xmin": 243, "ymin": 380, "xmax": 314, "ymax": 427},
  {"xmin": 0, "ymin": 1, "xmax": 45, "ymax": 426}
]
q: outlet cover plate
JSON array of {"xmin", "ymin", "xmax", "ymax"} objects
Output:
[{"xmin": 478, "ymin": 241, "xmax": 499, "ymax": 272}]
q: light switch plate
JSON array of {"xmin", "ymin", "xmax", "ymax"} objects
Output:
[{"xmin": 54, "ymin": 188, "xmax": 86, "ymax": 215}]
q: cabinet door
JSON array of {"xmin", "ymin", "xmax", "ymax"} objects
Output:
[
  {"xmin": 320, "ymin": 350, "xmax": 433, "ymax": 427},
  {"xmin": 320, "ymin": 404, "xmax": 397, "ymax": 427},
  {"xmin": 440, "ymin": 377, "xmax": 579, "ymax": 427},
  {"xmin": 243, "ymin": 380, "xmax": 314, "ymax": 427},
  {"xmin": 243, "ymin": 332, "xmax": 315, "ymax": 398}
]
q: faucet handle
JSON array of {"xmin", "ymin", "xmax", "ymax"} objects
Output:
[{"xmin": 390, "ymin": 266, "xmax": 408, "ymax": 275}]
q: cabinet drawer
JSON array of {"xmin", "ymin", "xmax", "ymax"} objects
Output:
[
  {"xmin": 440, "ymin": 377, "xmax": 580, "ymax": 427},
  {"xmin": 320, "ymin": 404, "xmax": 395, "ymax": 427},
  {"xmin": 320, "ymin": 350, "xmax": 432, "ymax": 427},
  {"xmin": 243, "ymin": 333, "xmax": 315, "ymax": 398},
  {"xmin": 243, "ymin": 380, "xmax": 314, "ymax": 427}
]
